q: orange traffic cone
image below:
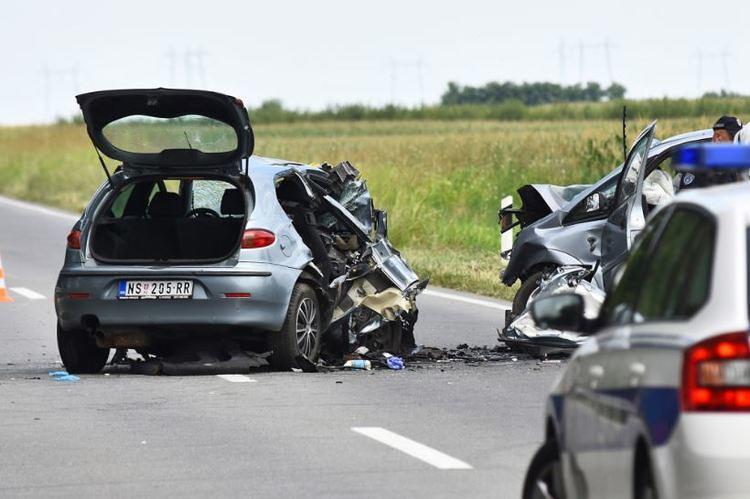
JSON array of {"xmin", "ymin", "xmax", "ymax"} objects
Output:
[{"xmin": 0, "ymin": 253, "xmax": 13, "ymax": 302}]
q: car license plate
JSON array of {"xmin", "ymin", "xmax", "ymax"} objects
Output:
[{"xmin": 118, "ymin": 280, "xmax": 193, "ymax": 300}]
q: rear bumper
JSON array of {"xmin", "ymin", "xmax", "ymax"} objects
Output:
[
  {"xmin": 656, "ymin": 413, "xmax": 750, "ymax": 499},
  {"xmin": 55, "ymin": 263, "xmax": 301, "ymax": 335}
]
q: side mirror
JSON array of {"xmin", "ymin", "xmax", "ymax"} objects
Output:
[
  {"xmin": 585, "ymin": 193, "xmax": 601, "ymax": 212},
  {"xmin": 375, "ymin": 210, "xmax": 388, "ymax": 238},
  {"xmin": 530, "ymin": 293, "xmax": 589, "ymax": 332}
]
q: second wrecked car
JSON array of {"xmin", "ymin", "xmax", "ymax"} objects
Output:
[
  {"xmin": 499, "ymin": 126, "xmax": 712, "ymax": 316},
  {"xmin": 55, "ymin": 88, "xmax": 426, "ymax": 373}
]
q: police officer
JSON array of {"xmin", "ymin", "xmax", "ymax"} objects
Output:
[{"xmin": 678, "ymin": 115, "xmax": 743, "ymax": 189}]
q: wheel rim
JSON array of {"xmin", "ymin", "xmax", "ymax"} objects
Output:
[{"xmin": 295, "ymin": 297, "xmax": 318, "ymax": 357}]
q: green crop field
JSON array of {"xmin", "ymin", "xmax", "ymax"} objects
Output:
[{"xmin": 0, "ymin": 117, "xmax": 711, "ymax": 299}]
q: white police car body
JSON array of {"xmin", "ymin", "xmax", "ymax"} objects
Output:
[{"xmin": 523, "ymin": 146, "xmax": 750, "ymax": 499}]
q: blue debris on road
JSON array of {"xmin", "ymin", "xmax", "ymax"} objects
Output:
[
  {"xmin": 386, "ymin": 356, "xmax": 405, "ymax": 370},
  {"xmin": 48, "ymin": 371, "xmax": 80, "ymax": 382}
]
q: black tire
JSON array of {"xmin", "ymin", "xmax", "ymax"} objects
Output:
[
  {"xmin": 635, "ymin": 454, "xmax": 658, "ymax": 499},
  {"xmin": 522, "ymin": 440, "xmax": 565, "ymax": 499},
  {"xmin": 57, "ymin": 322, "xmax": 110, "ymax": 374},
  {"xmin": 512, "ymin": 271, "xmax": 546, "ymax": 316},
  {"xmin": 270, "ymin": 283, "xmax": 321, "ymax": 370}
]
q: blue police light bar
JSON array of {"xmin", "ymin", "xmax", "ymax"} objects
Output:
[{"xmin": 672, "ymin": 144, "xmax": 750, "ymax": 171}]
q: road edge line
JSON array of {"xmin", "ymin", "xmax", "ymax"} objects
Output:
[
  {"xmin": 0, "ymin": 195, "xmax": 78, "ymax": 222},
  {"xmin": 422, "ymin": 289, "xmax": 509, "ymax": 311}
]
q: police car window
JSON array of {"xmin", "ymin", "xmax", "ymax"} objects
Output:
[
  {"xmin": 600, "ymin": 209, "xmax": 670, "ymax": 326},
  {"xmin": 633, "ymin": 208, "xmax": 714, "ymax": 322}
]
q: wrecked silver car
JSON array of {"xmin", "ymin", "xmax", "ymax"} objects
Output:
[
  {"xmin": 55, "ymin": 88, "xmax": 426, "ymax": 374},
  {"xmin": 500, "ymin": 122, "xmax": 661, "ymax": 355},
  {"xmin": 499, "ymin": 127, "xmax": 712, "ymax": 316}
]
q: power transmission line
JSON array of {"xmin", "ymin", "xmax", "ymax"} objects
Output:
[
  {"xmin": 165, "ymin": 47, "xmax": 177, "ymax": 86},
  {"xmin": 693, "ymin": 50, "xmax": 732, "ymax": 92},
  {"xmin": 558, "ymin": 39, "xmax": 615, "ymax": 84},
  {"xmin": 165, "ymin": 48, "xmax": 208, "ymax": 88},
  {"xmin": 41, "ymin": 64, "xmax": 81, "ymax": 120},
  {"xmin": 558, "ymin": 40, "xmax": 566, "ymax": 83}
]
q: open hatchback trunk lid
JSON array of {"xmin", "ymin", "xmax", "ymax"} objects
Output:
[{"xmin": 76, "ymin": 88, "xmax": 254, "ymax": 168}]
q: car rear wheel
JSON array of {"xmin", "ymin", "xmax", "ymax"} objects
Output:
[
  {"xmin": 270, "ymin": 283, "xmax": 321, "ymax": 370},
  {"xmin": 522, "ymin": 440, "xmax": 565, "ymax": 499},
  {"xmin": 635, "ymin": 454, "xmax": 658, "ymax": 499},
  {"xmin": 512, "ymin": 271, "xmax": 546, "ymax": 316},
  {"xmin": 56, "ymin": 322, "xmax": 110, "ymax": 374}
]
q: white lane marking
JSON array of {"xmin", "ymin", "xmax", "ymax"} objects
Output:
[
  {"xmin": 217, "ymin": 374, "xmax": 257, "ymax": 383},
  {"xmin": 0, "ymin": 195, "xmax": 78, "ymax": 221},
  {"xmin": 351, "ymin": 427, "xmax": 473, "ymax": 470},
  {"xmin": 10, "ymin": 287, "xmax": 46, "ymax": 300},
  {"xmin": 423, "ymin": 289, "xmax": 509, "ymax": 311}
]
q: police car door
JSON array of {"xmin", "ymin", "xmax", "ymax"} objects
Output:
[{"xmin": 600, "ymin": 121, "xmax": 656, "ymax": 288}]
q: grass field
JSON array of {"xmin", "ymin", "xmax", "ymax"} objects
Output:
[{"xmin": 0, "ymin": 117, "xmax": 710, "ymax": 299}]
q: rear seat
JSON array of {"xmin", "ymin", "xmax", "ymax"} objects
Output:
[{"xmin": 92, "ymin": 189, "xmax": 245, "ymax": 261}]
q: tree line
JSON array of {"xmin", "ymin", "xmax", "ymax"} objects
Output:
[{"xmin": 440, "ymin": 81, "xmax": 627, "ymax": 106}]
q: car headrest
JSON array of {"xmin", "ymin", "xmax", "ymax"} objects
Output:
[
  {"xmin": 221, "ymin": 189, "xmax": 244, "ymax": 215},
  {"xmin": 148, "ymin": 192, "xmax": 184, "ymax": 218}
]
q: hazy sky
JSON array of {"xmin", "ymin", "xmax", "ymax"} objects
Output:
[{"xmin": 2, "ymin": 0, "xmax": 748, "ymax": 124}]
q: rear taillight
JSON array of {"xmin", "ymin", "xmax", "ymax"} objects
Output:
[
  {"xmin": 241, "ymin": 229, "xmax": 275, "ymax": 249},
  {"xmin": 67, "ymin": 230, "xmax": 81, "ymax": 250},
  {"xmin": 683, "ymin": 332, "xmax": 750, "ymax": 411},
  {"xmin": 67, "ymin": 292, "xmax": 90, "ymax": 300}
]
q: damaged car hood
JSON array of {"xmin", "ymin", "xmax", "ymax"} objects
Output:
[{"xmin": 514, "ymin": 183, "xmax": 591, "ymax": 228}]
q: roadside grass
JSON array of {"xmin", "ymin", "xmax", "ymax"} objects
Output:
[{"xmin": 0, "ymin": 118, "xmax": 708, "ymax": 299}]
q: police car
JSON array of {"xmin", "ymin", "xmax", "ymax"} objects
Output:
[{"xmin": 522, "ymin": 145, "xmax": 750, "ymax": 499}]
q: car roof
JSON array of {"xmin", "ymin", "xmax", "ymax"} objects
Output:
[
  {"xmin": 674, "ymin": 181, "xmax": 750, "ymax": 218},
  {"xmin": 649, "ymin": 129, "xmax": 712, "ymax": 156}
]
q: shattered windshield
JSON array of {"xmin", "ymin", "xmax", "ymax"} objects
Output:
[
  {"xmin": 102, "ymin": 115, "xmax": 238, "ymax": 154},
  {"xmin": 338, "ymin": 180, "xmax": 375, "ymax": 232},
  {"xmin": 320, "ymin": 179, "xmax": 375, "ymax": 233}
]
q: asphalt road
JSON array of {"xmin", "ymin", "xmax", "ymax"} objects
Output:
[{"xmin": 0, "ymin": 195, "xmax": 563, "ymax": 498}]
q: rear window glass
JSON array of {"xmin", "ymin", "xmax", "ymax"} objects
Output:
[
  {"xmin": 102, "ymin": 115, "xmax": 238, "ymax": 154},
  {"xmin": 103, "ymin": 178, "xmax": 244, "ymax": 220}
]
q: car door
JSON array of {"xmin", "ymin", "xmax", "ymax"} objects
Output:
[
  {"xmin": 562, "ymin": 207, "xmax": 669, "ymax": 498},
  {"xmin": 600, "ymin": 121, "xmax": 657, "ymax": 288},
  {"xmin": 562, "ymin": 335, "xmax": 617, "ymax": 498},
  {"xmin": 610, "ymin": 207, "xmax": 716, "ymax": 495}
]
